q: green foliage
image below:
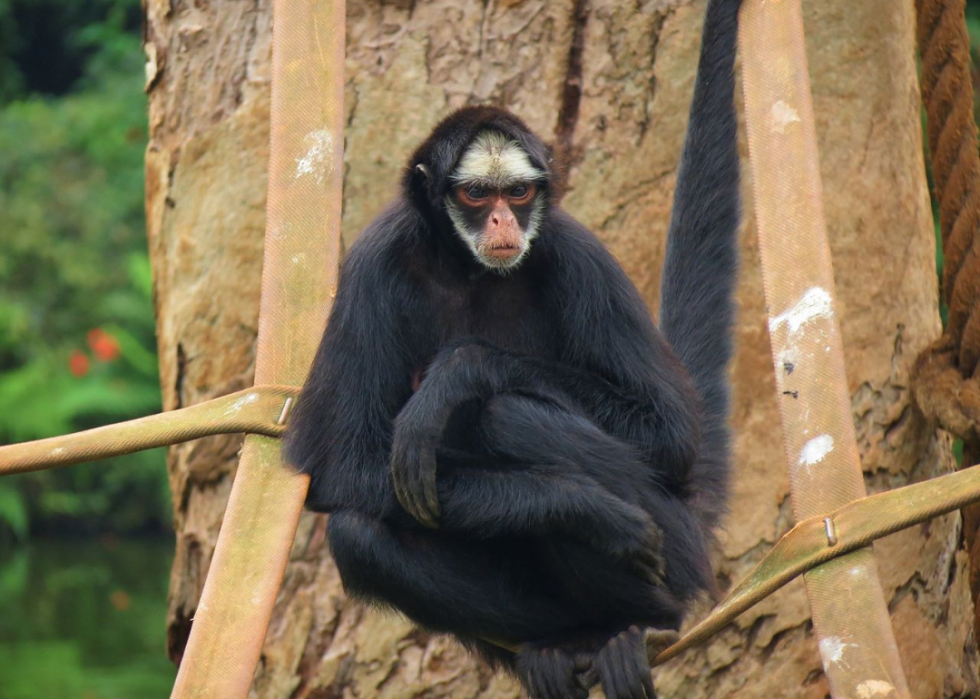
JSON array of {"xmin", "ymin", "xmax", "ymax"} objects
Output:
[
  {"xmin": 966, "ymin": 3, "xmax": 980, "ymax": 70},
  {"xmin": 0, "ymin": 2, "xmax": 169, "ymax": 542},
  {"xmin": 0, "ymin": 482, "xmax": 28, "ymax": 541},
  {"xmin": 0, "ymin": 0, "xmax": 140, "ymax": 103}
]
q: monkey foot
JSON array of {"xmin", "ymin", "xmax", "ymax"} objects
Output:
[
  {"xmin": 516, "ymin": 643, "xmax": 591, "ymax": 699},
  {"xmin": 594, "ymin": 626, "xmax": 658, "ymax": 699},
  {"xmin": 644, "ymin": 627, "xmax": 680, "ymax": 664}
]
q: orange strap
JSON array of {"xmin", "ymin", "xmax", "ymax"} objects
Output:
[
  {"xmin": 0, "ymin": 386, "xmax": 297, "ymax": 476},
  {"xmin": 167, "ymin": 0, "xmax": 346, "ymax": 695}
]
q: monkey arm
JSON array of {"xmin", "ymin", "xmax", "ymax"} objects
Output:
[
  {"xmin": 391, "ymin": 332, "xmax": 699, "ymax": 526},
  {"xmin": 284, "ymin": 207, "xmax": 422, "ymax": 515},
  {"xmin": 543, "ymin": 216, "xmax": 703, "ymax": 486},
  {"xmin": 434, "ymin": 463, "xmax": 663, "ymax": 584},
  {"xmin": 428, "ymin": 393, "xmax": 666, "ymax": 583},
  {"xmin": 390, "ymin": 339, "xmax": 573, "ymax": 525}
]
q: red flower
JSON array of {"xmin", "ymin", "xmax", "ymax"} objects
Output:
[
  {"xmin": 87, "ymin": 328, "xmax": 121, "ymax": 362},
  {"xmin": 69, "ymin": 350, "xmax": 90, "ymax": 377}
]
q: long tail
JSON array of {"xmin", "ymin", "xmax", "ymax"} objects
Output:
[{"xmin": 659, "ymin": 0, "xmax": 742, "ymax": 530}]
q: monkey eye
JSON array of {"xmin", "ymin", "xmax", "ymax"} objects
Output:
[
  {"xmin": 509, "ymin": 183, "xmax": 535, "ymax": 203},
  {"xmin": 457, "ymin": 184, "xmax": 489, "ymax": 206}
]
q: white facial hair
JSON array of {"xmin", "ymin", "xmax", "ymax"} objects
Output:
[{"xmin": 447, "ymin": 130, "xmax": 547, "ymax": 272}]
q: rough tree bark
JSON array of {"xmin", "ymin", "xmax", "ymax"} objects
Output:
[{"xmin": 144, "ymin": 0, "xmax": 978, "ymax": 696}]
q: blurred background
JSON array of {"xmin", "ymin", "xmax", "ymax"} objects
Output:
[
  {"xmin": 2, "ymin": 1, "xmax": 980, "ymax": 697},
  {"xmin": 0, "ymin": 0, "xmax": 173, "ymax": 696}
]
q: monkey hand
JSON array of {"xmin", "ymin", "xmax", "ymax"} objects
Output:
[
  {"xmin": 626, "ymin": 521, "xmax": 667, "ymax": 588},
  {"xmin": 390, "ymin": 418, "xmax": 442, "ymax": 528},
  {"xmin": 588, "ymin": 503, "xmax": 666, "ymax": 588}
]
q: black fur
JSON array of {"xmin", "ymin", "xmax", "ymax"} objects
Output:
[{"xmin": 284, "ymin": 0, "xmax": 742, "ymax": 696}]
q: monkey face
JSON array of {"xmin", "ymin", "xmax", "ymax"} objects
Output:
[
  {"xmin": 447, "ymin": 181, "xmax": 542, "ymax": 269},
  {"xmin": 445, "ymin": 130, "xmax": 547, "ymax": 271}
]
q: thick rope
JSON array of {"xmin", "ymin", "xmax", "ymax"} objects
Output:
[
  {"xmin": 914, "ymin": 0, "xmax": 980, "ymax": 637},
  {"xmin": 913, "ymin": 0, "xmax": 980, "ymax": 444}
]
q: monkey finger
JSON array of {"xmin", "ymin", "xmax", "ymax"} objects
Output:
[
  {"xmin": 644, "ymin": 629, "xmax": 680, "ymax": 665},
  {"xmin": 410, "ymin": 452, "xmax": 440, "ymax": 527},
  {"xmin": 640, "ymin": 550, "xmax": 665, "ymax": 585},
  {"xmin": 394, "ymin": 467, "xmax": 436, "ymax": 528},
  {"xmin": 540, "ymin": 650, "xmax": 563, "ymax": 699},
  {"xmin": 629, "ymin": 555, "xmax": 663, "ymax": 589},
  {"xmin": 618, "ymin": 632, "xmax": 646, "ymax": 699},
  {"xmin": 419, "ymin": 447, "xmax": 442, "ymax": 521},
  {"xmin": 391, "ymin": 463, "xmax": 412, "ymax": 515},
  {"xmin": 553, "ymin": 649, "xmax": 586, "ymax": 699},
  {"xmin": 408, "ymin": 485, "xmax": 438, "ymax": 529},
  {"xmin": 524, "ymin": 666, "xmax": 545, "ymax": 699},
  {"xmin": 625, "ymin": 628, "xmax": 656, "ymax": 699},
  {"xmin": 606, "ymin": 628, "xmax": 649, "ymax": 699},
  {"xmin": 598, "ymin": 636, "xmax": 625, "ymax": 699},
  {"xmin": 393, "ymin": 481, "xmax": 421, "ymax": 524},
  {"xmin": 390, "ymin": 451, "xmax": 414, "ymax": 512},
  {"xmin": 393, "ymin": 444, "xmax": 438, "ymax": 527},
  {"xmin": 640, "ymin": 662, "xmax": 657, "ymax": 699}
]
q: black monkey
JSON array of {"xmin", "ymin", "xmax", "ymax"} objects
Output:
[{"xmin": 285, "ymin": 0, "xmax": 742, "ymax": 695}]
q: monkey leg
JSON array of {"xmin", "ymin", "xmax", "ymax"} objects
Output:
[
  {"xmin": 479, "ymin": 393, "xmax": 714, "ymax": 607},
  {"xmin": 434, "ymin": 457, "xmax": 663, "ymax": 581},
  {"xmin": 329, "ymin": 509, "xmax": 601, "ymax": 699},
  {"xmin": 328, "ymin": 509, "xmax": 580, "ymax": 642}
]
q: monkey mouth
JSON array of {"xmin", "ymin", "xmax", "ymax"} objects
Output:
[{"xmin": 485, "ymin": 245, "xmax": 522, "ymax": 259}]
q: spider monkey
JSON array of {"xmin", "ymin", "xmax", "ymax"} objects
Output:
[{"xmin": 285, "ymin": 0, "xmax": 742, "ymax": 696}]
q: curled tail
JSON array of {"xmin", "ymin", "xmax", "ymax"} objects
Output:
[{"xmin": 659, "ymin": 0, "xmax": 742, "ymax": 530}]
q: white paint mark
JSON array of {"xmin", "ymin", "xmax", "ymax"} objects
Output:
[
  {"xmin": 269, "ymin": 223, "xmax": 292, "ymax": 240},
  {"xmin": 799, "ymin": 434, "xmax": 834, "ymax": 471},
  {"xmin": 50, "ymin": 447, "xmax": 65, "ymax": 456},
  {"xmin": 769, "ymin": 287, "xmax": 834, "ymax": 337},
  {"xmin": 771, "ymin": 100, "xmax": 801, "ymax": 134},
  {"xmin": 295, "ymin": 129, "xmax": 335, "ymax": 185},
  {"xmin": 818, "ymin": 636, "xmax": 856, "ymax": 668},
  {"xmin": 857, "ymin": 680, "xmax": 896, "ymax": 698},
  {"xmin": 225, "ymin": 392, "xmax": 259, "ymax": 415}
]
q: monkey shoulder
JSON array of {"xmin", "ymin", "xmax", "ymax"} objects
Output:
[
  {"xmin": 342, "ymin": 201, "xmax": 423, "ymax": 277},
  {"xmin": 538, "ymin": 208, "xmax": 651, "ymax": 321}
]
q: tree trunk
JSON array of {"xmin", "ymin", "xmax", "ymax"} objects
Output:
[{"xmin": 144, "ymin": 0, "xmax": 978, "ymax": 696}]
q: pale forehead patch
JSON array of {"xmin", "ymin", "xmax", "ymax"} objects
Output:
[{"xmin": 452, "ymin": 130, "xmax": 546, "ymax": 188}]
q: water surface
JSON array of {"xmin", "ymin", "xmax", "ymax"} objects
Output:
[{"xmin": 0, "ymin": 538, "xmax": 175, "ymax": 699}]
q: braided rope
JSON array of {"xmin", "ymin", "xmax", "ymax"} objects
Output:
[
  {"xmin": 915, "ymin": 0, "xmax": 980, "ymax": 638},
  {"xmin": 917, "ymin": 0, "xmax": 980, "ymax": 378},
  {"xmin": 913, "ymin": 0, "xmax": 980, "ymax": 444}
]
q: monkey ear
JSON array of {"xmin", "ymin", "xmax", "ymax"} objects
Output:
[{"xmin": 406, "ymin": 162, "xmax": 438, "ymax": 207}]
